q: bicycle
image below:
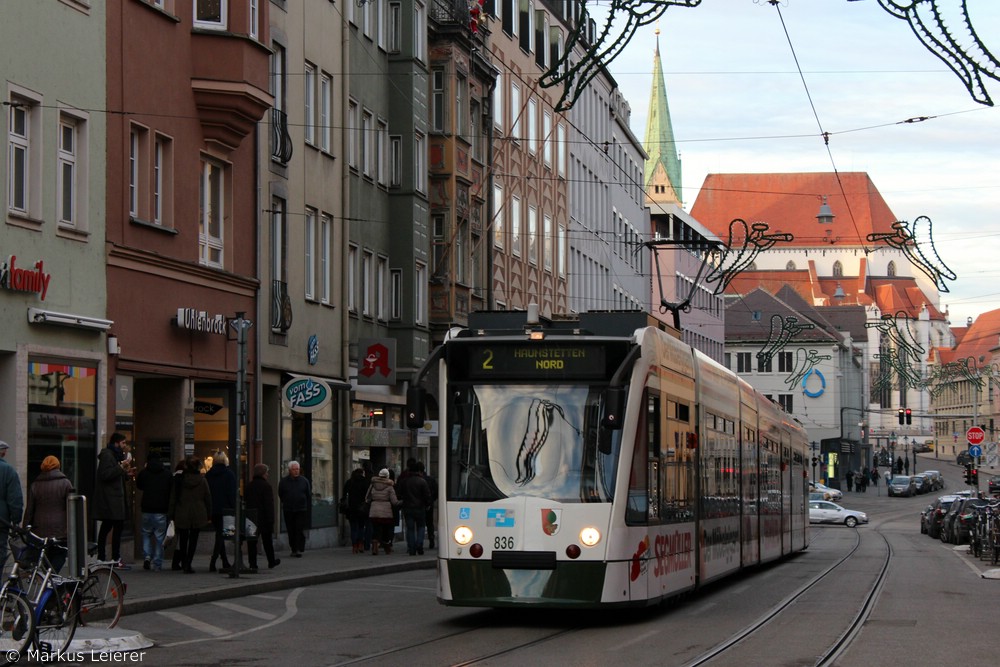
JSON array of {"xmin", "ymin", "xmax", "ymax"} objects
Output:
[
  {"xmin": 0, "ymin": 555, "xmax": 34, "ymax": 666},
  {"xmin": 76, "ymin": 545, "xmax": 126, "ymax": 629},
  {"xmin": 5, "ymin": 525, "xmax": 81, "ymax": 656}
]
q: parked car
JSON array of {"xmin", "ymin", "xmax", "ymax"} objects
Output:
[
  {"xmin": 809, "ymin": 500, "xmax": 868, "ymax": 527},
  {"xmin": 957, "ymin": 451, "xmax": 974, "ymax": 466},
  {"xmin": 919, "ymin": 504, "xmax": 934, "ymax": 533},
  {"xmin": 942, "ymin": 497, "xmax": 991, "ymax": 544},
  {"xmin": 923, "ymin": 470, "xmax": 944, "ymax": 491},
  {"xmin": 810, "ymin": 482, "xmax": 843, "ymax": 501},
  {"xmin": 989, "ymin": 476, "xmax": 1000, "ymax": 495},
  {"xmin": 913, "ymin": 442, "xmax": 933, "ymax": 454},
  {"xmin": 912, "ymin": 473, "xmax": 932, "ymax": 494},
  {"xmin": 887, "ymin": 475, "xmax": 917, "ymax": 497},
  {"xmin": 927, "ymin": 495, "xmax": 962, "ymax": 538}
]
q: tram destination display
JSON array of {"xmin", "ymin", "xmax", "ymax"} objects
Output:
[{"xmin": 453, "ymin": 342, "xmax": 611, "ymax": 380}]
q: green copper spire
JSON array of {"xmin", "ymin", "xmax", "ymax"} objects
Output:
[{"xmin": 643, "ymin": 29, "xmax": 682, "ymax": 205}]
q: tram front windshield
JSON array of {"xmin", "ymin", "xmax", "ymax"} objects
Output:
[{"xmin": 447, "ymin": 384, "xmax": 621, "ymax": 503}]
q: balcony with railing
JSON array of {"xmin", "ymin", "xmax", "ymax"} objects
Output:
[
  {"xmin": 271, "ymin": 108, "xmax": 293, "ymax": 164},
  {"xmin": 271, "ymin": 279, "xmax": 293, "ymax": 333}
]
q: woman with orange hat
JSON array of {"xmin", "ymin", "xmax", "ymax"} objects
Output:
[{"xmin": 25, "ymin": 456, "xmax": 75, "ymax": 572}]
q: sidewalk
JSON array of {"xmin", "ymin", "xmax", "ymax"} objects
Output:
[{"xmin": 116, "ymin": 542, "xmax": 436, "ymax": 618}]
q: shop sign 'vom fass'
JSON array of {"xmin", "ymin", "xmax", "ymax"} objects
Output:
[{"xmin": 281, "ymin": 376, "xmax": 332, "ymax": 413}]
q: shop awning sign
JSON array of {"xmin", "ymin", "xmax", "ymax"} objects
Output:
[{"xmin": 282, "ymin": 376, "xmax": 332, "ymax": 413}]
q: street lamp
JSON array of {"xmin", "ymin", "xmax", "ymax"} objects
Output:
[{"xmin": 810, "ymin": 441, "xmax": 819, "ymax": 484}]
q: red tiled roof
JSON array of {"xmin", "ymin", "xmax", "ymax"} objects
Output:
[
  {"xmin": 938, "ymin": 309, "xmax": 1000, "ymax": 365},
  {"xmin": 690, "ymin": 172, "xmax": 898, "ymax": 247}
]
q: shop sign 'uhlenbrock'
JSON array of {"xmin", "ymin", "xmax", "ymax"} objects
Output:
[{"xmin": 174, "ymin": 307, "xmax": 228, "ymax": 335}]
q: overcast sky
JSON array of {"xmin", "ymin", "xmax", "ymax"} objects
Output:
[{"xmin": 585, "ymin": 0, "xmax": 1000, "ymax": 328}]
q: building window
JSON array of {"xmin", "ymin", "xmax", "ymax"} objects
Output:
[
  {"xmin": 558, "ymin": 225, "xmax": 566, "ymax": 276},
  {"xmin": 362, "ymin": 250, "xmax": 373, "ymax": 316},
  {"xmin": 320, "ymin": 213, "xmax": 332, "ymax": 304},
  {"xmin": 557, "ymin": 122, "xmax": 566, "ymax": 177},
  {"xmin": 57, "ymin": 116, "xmax": 77, "ymax": 225},
  {"xmin": 493, "ymin": 183, "xmax": 504, "ymax": 248},
  {"xmin": 511, "ymin": 195, "xmax": 521, "ymax": 256},
  {"xmin": 304, "ymin": 207, "xmax": 316, "ymax": 300},
  {"xmin": 348, "ymin": 244, "xmax": 358, "ymax": 312},
  {"xmin": 542, "ymin": 111, "xmax": 552, "ymax": 167},
  {"xmin": 778, "ymin": 394, "xmax": 793, "ymax": 413},
  {"xmin": 348, "ymin": 100, "xmax": 358, "ymax": 169},
  {"xmin": 432, "ymin": 215, "xmax": 446, "ymax": 274},
  {"xmin": 493, "ymin": 75, "xmax": 503, "ymax": 131},
  {"xmin": 8, "ymin": 97, "xmax": 37, "ymax": 216},
  {"xmin": 778, "ymin": 351, "xmax": 793, "ymax": 374},
  {"xmin": 757, "ymin": 354, "xmax": 773, "ymax": 373},
  {"xmin": 518, "ymin": 0, "xmax": 533, "ymax": 52},
  {"xmin": 432, "ymin": 68, "xmax": 445, "ymax": 132},
  {"xmin": 390, "ymin": 135, "xmax": 402, "ymax": 187},
  {"xmin": 362, "ymin": 0, "xmax": 373, "ymax": 39},
  {"xmin": 390, "ymin": 269, "xmax": 402, "ymax": 319},
  {"xmin": 736, "ymin": 352, "xmax": 752, "ymax": 374},
  {"xmin": 153, "ymin": 134, "xmax": 173, "ymax": 226},
  {"xmin": 319, "ymin": 72, "xmax": 332, "ymax": 152},
  {"xmin": 833, "ymin": 260, "xmax": 843, "ymax": 278},
  {"xmin": 377, "ymin": 120, "xmax": 388, "ymax": 185},
  {"xmin": 377, "ymin": 0, "xmax": 387, "ymax": 49},
  {"xmin": 543, "ymin": 213, "xmax": 553, "ymax": 272},
  {"xmin": 414, "ymin": 133, "xmax": 426, "ymax": 193},
  {"xmin": 456, "ymin": 74, "xmax": 467, "ymax": 138},
  {"xmin": 388, "ymin": 2, "xmax": 401, "ymax": 53},
  {"xmin": 128, "ymin": 124, "xmax": 149, "ymax": 220},
  {"xmin": 510, "ymin": 83, "xmax": 521, "ymax": 141},
  {"xmin": 415, "ymin": 262, "xmax": 427, "ymax": 325},
  {"xmin": 304, "ymin": 62, "xmax": 316, "ymax": 145},
  {"xmin": 527, "ymin": 97, "xmax": 537, "ymax": 154},
  {"xmin": 527, "ymin": 205, "xmax": 537, "ymax": 265},
  {"xmin": 377, "ymin": 256, "xmax": 388, "ymax": 320},
  {"xmin": 361, "ymin": 110, "xmax": 374, "ymax": 177},
  {"xmin": 414, "ymin": 1, "xmax": 426, "ymax": 63},
  {"xmin": 194, "ymin": 0, "xmax": 227, "ymax": 29},
  {"xmin": 455, "ymin": 219, "xmax": 467, "ymax": 283},
  {"xmin": 534, "ymin": 10, "xmax": 548, "ymax": 68},
  {"xmin": 249, "ymin": 0, "xmax": 259, "ymax": 39},
  {"xmin": 198, "ymin": 157, "xmax": 225, "ymax": 268},
  {"xmin": 887, "ymin": 261, "xmax": 897, "ymax": 277},
  {"xmin": 786, "ymin": 260, "xmax": 796, "ymax": 270}
]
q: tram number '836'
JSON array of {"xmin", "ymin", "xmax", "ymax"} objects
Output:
[{"xmin": 495, "ymin": 536, "xmax": 514, "ymax": 550}]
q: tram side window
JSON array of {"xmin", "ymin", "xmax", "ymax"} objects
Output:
[
  {"xmin": 626, "ymin": 390, "xmax": 655, "ymax": 524},
  {"xmin": 663, "ymin": 398, "xmax": 694, "ymax": 524}
]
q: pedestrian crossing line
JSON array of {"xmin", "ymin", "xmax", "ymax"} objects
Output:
[
  {"xmin": 157, "ymin": 610, "xmax": 229, "ymax": 637},
  {"xmin": 211, "ymin": 600, "xmax": 278, "ymax": 620}
]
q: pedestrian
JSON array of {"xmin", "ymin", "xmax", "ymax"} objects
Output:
[
  {"xmin": 24, "ymin": 455, "xmax": 73, "ymax": 572},
  {"xmin": 0, "ymin": 441, "xmax": 22, "ymax": 572},
  {"xmin": 245, "ymin": 463, "xmax": 280, "ymax": 571},
  {"xmin": 871, "ymin": 468, "xmax": 880, "ymax": 488},
  {"xmin": 367, "ymin": 468, "xmax": 400, "ymax": 555},
  {"xmin": 169, "ymin": 461, "xmax": 185, "ymax": 571},
  {"xmin": 340, "ymin": 468, "xmax": 371, "ymax": 553},
  {"xmin": 278, "ymin": 460, "xmax": 311, "ymax": 558},
  {"xmin": 396, "ymin": 460, "xmax": 432, "ymax": 556},
  {"xmin": 136, "ymin": 454, "xmax": 172, "ymax": 571},
  {"xmin": 169, "ymin": 456, "xmax": 211, "ymax": 574},
  {"xmin": 205, "ymin": 451, "xmax": 237, "ymax": 573},
  {"xmin": 95, "ymin": 432, "xmax": 134, "ymax": 567},
  {"xmin": 421, "ymin": 462, "xmax": 438, "ymax": 549},
  {"xmin": 904, "ymin": 457, "xmax": 910, "ymax": 475},
  {"xmin": 845, "ymin": 469, "xmax": 854, "ymax": 492}
]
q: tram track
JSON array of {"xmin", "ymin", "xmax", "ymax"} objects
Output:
[{"xmin": 683, "ymin": 520, "xmax": 895, "ymax": 667}]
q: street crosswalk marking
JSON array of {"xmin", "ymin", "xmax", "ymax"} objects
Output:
[
  {"xmin": 157, "ymin": 610, "xmax": 229, "ymax": 636},
  {"xmin": 211, "ymin": 600, "xmax": 278, "ymax": 620}
]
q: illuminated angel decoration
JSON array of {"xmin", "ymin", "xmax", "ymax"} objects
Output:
[
  {"xmin": 784, "ymin": 347, "xmax": 832, "ymax": 392},
  {"xmin": 758, "ymin": 315, "xmax": 815, "ymax": 364},
  {"xmin": 703, "ymin": 219, "xmax": 794, "ymax": 296},
  {"xmin": 542, "ymin": 0, "xmax": 998, "ymax": 110},
  {"xmin": 867, "ymin": 312, "xmax": 926, "ymax": 390},
  {"xmin": 867, "ymin": 217, "xmax": 957, "ymax": 293}
]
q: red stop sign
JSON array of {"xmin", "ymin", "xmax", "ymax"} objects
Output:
[{"xmin": 967, "ymin": 427, "xmax": 986, "ymax": 445}]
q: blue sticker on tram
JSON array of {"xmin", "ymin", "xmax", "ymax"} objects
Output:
[
  {"xmin": 487, "ymin": 508, "xmax": 515, "ymax": 528},
  {"xmin": 459, "ymin": 507, "xmax": 471, "ymax": 520}
]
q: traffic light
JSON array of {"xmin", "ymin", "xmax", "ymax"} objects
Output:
[
  {"xmin": 970, "ymin": 468, "xmax": 979, "ymax": 487},
  {"xmin": 905, "ymin": 408, "xmax": 912, "ymax": 425},
  {"xmin": 897, "ymin": 408, "xmax": 905, "ymax": 425},
  {"xmin": 964, "ymin": 463, "xmax": 974, "ymax": 484}
]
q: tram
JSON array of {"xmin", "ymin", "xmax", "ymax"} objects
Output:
[{"xmin": 406, "ymin": 309, "xmax": 810, "ymax": 608}]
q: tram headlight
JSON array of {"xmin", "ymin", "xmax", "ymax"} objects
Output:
[
  {"xmin": 579, "ymin": 527, "xmax": 601, "ymax": 547},
  {"xmin": 454, "ymin": 525, "xmax": 474, "ymax": 546}
]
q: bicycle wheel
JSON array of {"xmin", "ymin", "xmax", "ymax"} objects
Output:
[
  {"xmin": 33, "ymin": 586, "xmax": 78, "ymax": 656},
  {"xmin": 0, "ymin": 590, "xmax": 34, "ymax": 665},
  {"xmin": 78, "ymin": 567, "xmax": 124, "ymax": 629}
]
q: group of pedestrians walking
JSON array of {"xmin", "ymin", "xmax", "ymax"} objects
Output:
[
  {"xmin": 340, "ymin": 459, "xmax": 437, "ymax": 557},
  {"xmin": 844, "ymin": 467, "xmax": 880, "ymax": 492}
]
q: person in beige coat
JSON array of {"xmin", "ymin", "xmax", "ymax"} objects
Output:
[{"xmin": 367, "ymin": 469, "xmax": 400, "ymax": 555}]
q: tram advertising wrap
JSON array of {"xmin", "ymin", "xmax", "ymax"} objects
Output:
[{"xmin": 407, "ymin": 310, "xmax": 810, "ymax": 609}]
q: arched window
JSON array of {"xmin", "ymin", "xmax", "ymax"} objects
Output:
[
  {"xmin": 786, "ymin": 261, "xmax": 796, "ymax": 270},
  {"xmin": 833, "ymin": 260, "xmax": 843, "ymax": 277},
  {"xmin": 887, "ymin": 261, "xmax": 897, "ymax": 277}
]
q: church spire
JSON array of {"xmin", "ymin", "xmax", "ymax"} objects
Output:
[{"xmin": 643, "ymin": 27, "xmax": 683, "ymax": 206}]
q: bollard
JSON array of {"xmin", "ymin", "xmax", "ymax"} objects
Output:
[{"xmin": 67, "ymin": 494, "xmax": 88, "ymax": 578}]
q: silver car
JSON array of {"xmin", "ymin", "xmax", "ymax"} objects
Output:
[{"xmin": 809, "ymin": 500, "xmax": 868, "ymax": 527}]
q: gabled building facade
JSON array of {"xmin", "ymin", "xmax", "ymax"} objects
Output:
[{"xmin": 2, "ymin": 0, "xmax": 108, "ymax": 499}]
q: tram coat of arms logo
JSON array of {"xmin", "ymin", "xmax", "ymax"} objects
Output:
[{"xmin": 541, "ymin": 509, "xmax": 561, "ymax": 535}]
